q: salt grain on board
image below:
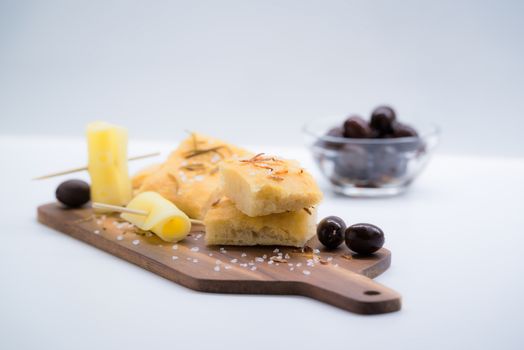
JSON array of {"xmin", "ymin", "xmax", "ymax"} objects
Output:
[
  {"xmin": 132, "ymin": 239, "xmax": 140, "ymax": 245},
  {"xmin": 172, "ymin": 256, "xmax": 178, "ymax": 260},
  {"xmin": 191, "ymin": 247, "xmax": 199, "ymax": 252},
  {"xmin": 214, "ymin": 266, "xmax": 220, "ymax": 272},
  {"xmin": 172, "ymin": 244, "xmax": 178, "ymax": 250},
  {"xmin": 116, "ymin": 235, "xmax": 124, "ymax": 241},
  {"xmin": 303, "ymin": 270, "xmax": 311, "ymax": 275},
  {"xmin": 93, "ymin": 230, "xmax": 100, "ymax": 235}
]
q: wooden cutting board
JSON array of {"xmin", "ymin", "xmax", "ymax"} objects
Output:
[{"xmin": 37, "ymin": 203, "xmax": 401, "ymax": 314}]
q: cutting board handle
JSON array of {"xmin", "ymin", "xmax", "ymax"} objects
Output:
[{"xmin": 298, "ymin": 270, "xmax": 401, "ymax": 314}]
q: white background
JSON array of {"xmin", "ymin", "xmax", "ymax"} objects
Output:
[
  {"xmin": 1, "ymin": 0, "xmax": 523, "ymax": 156},
  {"xmin": 1, "ymin": 2, "xmax": 524, "ymax": 350}
]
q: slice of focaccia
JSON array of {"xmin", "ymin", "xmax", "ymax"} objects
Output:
[
  {"xmin": 204, "ymin": 198, "xmax": 317, "ymax": 247},
  {"xmin": 219, "ymin": 154, "xmax": 322, "ymax": 217},
  {"xmin": 134, "ymin": 133, "xmax": 251, "ymax": 219}
]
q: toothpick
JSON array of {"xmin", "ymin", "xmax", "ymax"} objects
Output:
[
  {"xmin": 92, "ymin": 202, "xmax": 148, "ymax": 215},
  {"xmin": 32, "ymin": 151, "xmax": 161, "ymax": 180},
  {"xmin": 91, "ymin": 202, "xmax": 204, "ymax": 226}
]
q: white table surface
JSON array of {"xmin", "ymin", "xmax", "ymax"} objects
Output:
[{"xmin": 1, "ymin": 135, "xmax": 523, "ymax": 350}]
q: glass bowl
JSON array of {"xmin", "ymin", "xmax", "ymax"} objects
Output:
[{"xmin": 303, "ymin": 117, "xmax": 440, "ymax": 197}]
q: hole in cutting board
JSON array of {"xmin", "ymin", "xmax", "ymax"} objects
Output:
[{"xmin": 364, "ymin": 290, "xmax": 381, "ymax": 296}]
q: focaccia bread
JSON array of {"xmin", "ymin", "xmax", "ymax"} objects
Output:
[
  {"xmin": 204, "ymin": 198, "xmax": 317, "ymax": 247},
  {"xmin": 219, "ymin": 153, "xmax": 322, "ymax": 217},
  {"xmin": 134, "ymin": 133, "xmax": 251, "ymax": 219}
]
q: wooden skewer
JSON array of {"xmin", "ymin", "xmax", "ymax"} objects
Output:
[
  {"xmin": 91, "ymin": 202, "xmax": 205, "ymax": 226},
  {"xmin": 32, "ymin": 152, "xmax": 161, "ymax": 180}
]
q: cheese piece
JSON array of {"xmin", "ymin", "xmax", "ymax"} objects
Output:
[
  {"xmin": 204, "ymin": 198, "xmax": 317, "ymax": 247},
  {"xmin": 219, "ymin": 154, "xmax": 322, "ymax": 217},
  {"xmin": 134, "ymin": 133, "xmax": 251, "ymax": 219},
  {"xmin": 87, "ymin": 121, "xmax": 132, "ymax": 209},
  {"xmin": 121, "ymin": 192, "xmax": 191, "ymax": 242}
]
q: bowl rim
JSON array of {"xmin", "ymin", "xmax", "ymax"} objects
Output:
[{"xmin": 302, "ymin": 117, "xmax": 441, "ymax": 145}]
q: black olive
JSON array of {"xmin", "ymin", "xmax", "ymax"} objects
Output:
[
  {"xmin": 392, "ymin": 122, "xmax": 418, "ymax": 138},
  {"xmin": 370, "ymin": 145, "xmax": 407, "ymax": 182},
  {"xmin": 55, "ymin": 179, "xmax": 91, "ymax": 208},
  {"xmin": 345, "ymin": 223, "xmax": 384, "ymax": 255},
  {"xmin": 343, "ymin": 115, "xmax": 373, "ymax": 138},
  {"xmin": 370, "ymin": 106, "xmax": 396, "ymax": 136},
  {"xmin": 317, "ymin": 216, "xmax": 346, "ymax": 249},
  {"xmin": 315, "ymin": 127, "xmax": 344, "ymax": 150},
  {"xmin": 333, "ymin": 144, "xmax": 370, "ymax": 181}
]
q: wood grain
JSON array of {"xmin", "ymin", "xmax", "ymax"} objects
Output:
[{"xmin": 37, "ymin": 203, "xmax": 401, "ymax": 314}]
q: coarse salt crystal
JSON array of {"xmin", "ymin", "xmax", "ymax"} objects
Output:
[
  {"xmin": 288, "ymin": 263, "xmax": 293, "ymax": 266},
  {"xmin": 278, "ymin": 252, "xmax": 283, "ymax": 256},
  {"xmin": 313, "ymin": 249, "xmax": 320, "ymax": 254},
  {"xmin": 230, "ymin": 259, "xmax": 238, "ymax": 263},
  {"xmin": 334, "ymin": 263, "xmax": 339, "ymax": 268},
  {"xmin": 191, "ymin": 247, "xmax": 199, "ymax": 252},
  {"xmin": 93, "ymin": 230, "xmax": 100, "ymax": 234},
  {"xmin": 262, "ymin": 254, "xmax": 267, "ymax": 259},
  {"xmin": 214, "ymin": 266, "xmax": 220, "ymax": 272},
  {"xmin": 251, "ymin": 266, "xmax": 257, "ymax": 271},
  {"xmin": 284, "ymin": 254, "xmax": 290, "ymax": 259},
  {"xmin": 248, "ymin": 262, "xmax": 255, "ymax": 266},
  {"xmin": 303, "ymin": 270, "xmax": 311, "ymax": 275},
  {"xmin": 132, "ymin": 239, "xmax": 140, "ymax": 245},
  {"xmin": 296, "ymin": 263, "xmax": 302, "ymax": 267},
  {"xmin": 196, "ymin": 233, "xmax": 203, "ymax": 239},
  {"xmin": 215, "ymin": 260, "xmax": 222, "ymax": 265},
  {"xmin": 116, "ymin": 235, "xmax": 124, "ymax": 241},
  {"xmin": 193, "ymin": 259, "xmax": 198, "ymax": 263},
  {"xmin": 172, "ymin": 256, "xmax": 178, "ymax": 260},
  {"xmin": 327, "ymin": 257, "xmax": 333, "ymax": 261},
  {"xmin": 241, "ymin": 253, "xmax": 247, "ymax": 257},
  {"xmin": 225, "ymin": 265, "xmax": 232, "ymax": 270},
  {"xmin": 240, "ymin": 263, "xmax": 248, "ymax": 267},
  {"xmin": 172, "ymin": 244, "xmax": 178, "ymax": 250},
  {"xmin": 209, "ymin": 253, "xmax": 213, "ymax": 256},
  {"xmin": 194, "ymin": 175, "xmax": 204, "ymax": 182},
  {"xmin": 268, "ymin": 260, "xmax": 274, "ymax": 265},
  {"xmin": 273, "ymin": 248, "xmax": 279, "ymax": 253},
  {"xmin": 255, "ymin": 257, "xmax": 264, "ymax": 263},
  {"xmin": 290, "ymin": 267, "xmax": 294, "ymax": 271}
]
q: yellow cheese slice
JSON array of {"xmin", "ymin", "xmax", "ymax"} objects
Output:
[{"xmin": 121, "ymin": 192, "xmax": 191, "ymax": 242}]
